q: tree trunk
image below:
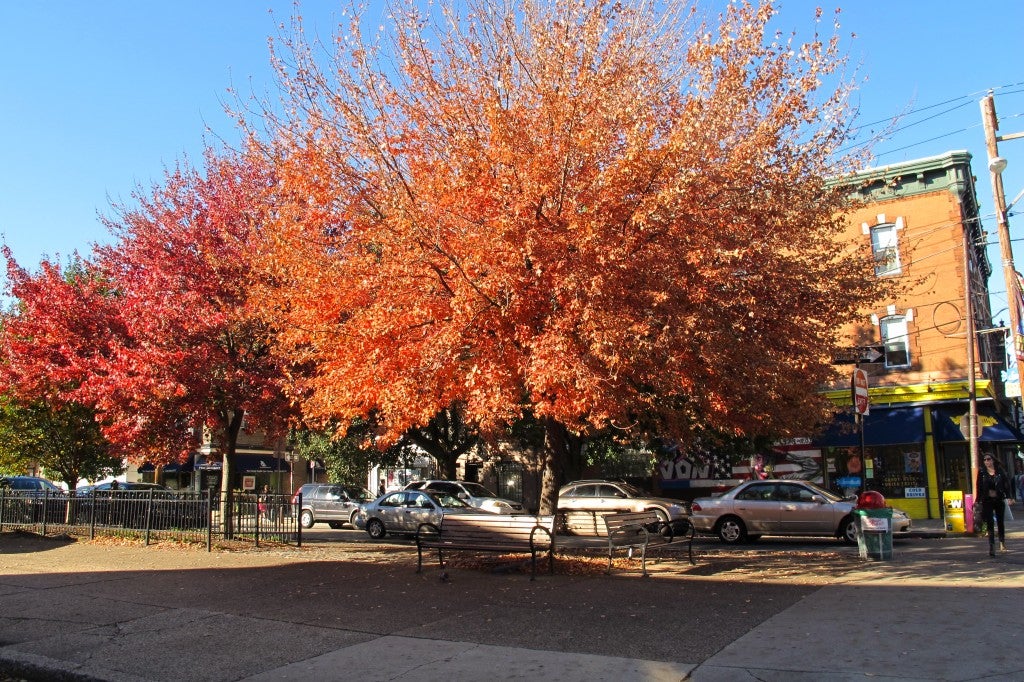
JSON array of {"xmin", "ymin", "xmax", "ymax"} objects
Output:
[
  {"xmin": 405, "ymin": 406, "xmax": 479, "ymax": 480},
  {"xmin": 219, "ymin": 410, "xmax": 245, "ymax": 537},
  {"xmin": 537, "ymin": 418, "xmax": 586, "ymax": 515}
]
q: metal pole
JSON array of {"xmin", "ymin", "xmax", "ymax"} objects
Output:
[{"xmin": 964, "ymin": 212, "xmax": 981, "ymax": 502}]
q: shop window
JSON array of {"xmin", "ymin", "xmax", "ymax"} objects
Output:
[{"xmin": 828, "ymin": 445, "xmax": 926, "ymax": 499}]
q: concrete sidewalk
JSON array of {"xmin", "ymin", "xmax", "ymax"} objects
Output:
[{"xmin": 2, "ymin": 517, "xmax": 1023, "ymax": 682}]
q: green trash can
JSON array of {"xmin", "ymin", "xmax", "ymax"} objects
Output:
[{"xmin": 855, "ymin": 507, "xmax": 893, "ymax": 561}]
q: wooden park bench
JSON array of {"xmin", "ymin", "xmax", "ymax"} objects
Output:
[
  {"xmin": 415, "ymin": 513, "xmax": 555, "ymax": 580},
  {"xmin": 557, "ymin": 509, "xmax": 695, "ymax": 576}
]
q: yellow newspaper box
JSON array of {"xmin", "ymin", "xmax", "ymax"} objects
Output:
[{"xmin": 943, "ymin": 490, "xmax": 965, "ymax": 533}]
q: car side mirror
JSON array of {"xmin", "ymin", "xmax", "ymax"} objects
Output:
[
  {"xmin": 811, "ymin": 495, "xmax": 826, "ymax": 504},
  {"xmin": 458, "ymin": 492, "xmax": 469, "ymax": 499}
]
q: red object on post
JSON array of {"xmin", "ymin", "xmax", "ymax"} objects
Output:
[{"xmin": 856, "ymin": 491, "xmax": 886, "ymax": 509}]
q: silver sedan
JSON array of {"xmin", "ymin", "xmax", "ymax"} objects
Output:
[
  {"xmin": 690, "ymin": 479, "xmax": 912, "ymax": 544},
  {"xmin": 354, "ymin": 489, "xmax": 480, "ymax": 539}
]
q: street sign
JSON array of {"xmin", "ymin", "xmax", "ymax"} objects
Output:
[
  {"xmin": 860, "ymin": 345, "xmax": 884, "ymax": 363},
  {"xmin": 852, "ymin": 368, "xmax": 870, "ymax": 415},
  {"xmin": 831, "ymin": 344, "xmax": 885, "ymax": 365}
]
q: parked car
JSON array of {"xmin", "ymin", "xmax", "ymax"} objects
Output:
[
  {"xmin": 557, "ymin": 480, "xmax": 689, "ymax": 525},
  {"xmin": 292, "ymin": 483, "xmax": 375, "ymax": 529},
  {"xmin": 1, "ymin": 475, "xmax": 64, "ymax": 494},
  {"xmin": 0, "ymin": 475, "xmax": 66, "ymax": 523},
  {"xmin": 73, "ymin": 481, "xmax": 205, "ymax": 530},
  {"xmin": 689, "ymin": 479, "xmax": 912, "ymax": 544},
  {"xmin": 76, "ymin": 481, "xmax": 169, "ymax": 495},
  {"xmin": 404, "ymin": 479, "xmax": 526, "ymax": 513},
  {"xmin": 354, "ymin": 489, "xmax": 479, "ymax": 539}
]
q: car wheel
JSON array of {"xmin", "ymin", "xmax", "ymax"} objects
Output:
[
  {"xmin": 366, "ymin": 518, "xmax": 386, "ymax": 539},
  {"xmin": 349, "ymin": 510, "xmax": 360, "ymax": 526},
  {"xmin": 299, "ymin": 509, "xmax": 315, "ymax": 528},
  {"xmin": 649, "ymin": 508, "xmax": 673, "ymax": 537},
  {"xmin": 328, "ymin": 521, "xmax": 344, "ymax": 529},
  {"xmin": 839, "ymin": 516, "xmax": 857, "ymax": 544},
  {"xmin": 716, "ymin": 516, "xmax": 747, "ymax": 544}
]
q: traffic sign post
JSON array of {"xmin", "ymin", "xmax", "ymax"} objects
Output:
[{"xmin": 851, "ymin": 369, "xmax": 869, "ymax": 493}]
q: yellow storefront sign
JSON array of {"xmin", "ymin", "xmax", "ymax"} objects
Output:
[{"xmin": 942, "ymin": 490, "xmax": 965, "ymax": 533}]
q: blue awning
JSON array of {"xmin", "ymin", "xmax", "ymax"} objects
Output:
[
  {"xmin": 138, "ymin": 461, "xmax": 193, "ymax": 473},
  {"xmin": 932, "ymin": 404, "xmax": 1024, "ymax": 443},
  {"xmin": 193, "ymin": 454, "xmax": 291, "ymax": 472},
  {"xmin": 813, "ymin": 407, "xmax": 925, "ymax": 447}
]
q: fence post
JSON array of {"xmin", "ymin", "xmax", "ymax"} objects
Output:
[
  {"xmin": 0, "ymin": 489, "xmax": 5, "ymax": 531},
  {"xmin": 144, "ymin": 489, "xmax": 154, "ymax": 546},
  {"xmin": 296, "ymin": 492, "xmax": 302, "ymax": 548},
  {"xmin": 89, "ymin": 489, "xmax": 96, "ymax": 539},
  {"xmin": 41, "ymin": 488, "xmax": 49, "ymax": 535},
  {"xmin": 254, "ymin": 491, "xmax": 260, "ymax": 549},
  {"xmin": 206, "ymin": 488, "xmax": 214, "ymax": 552}
]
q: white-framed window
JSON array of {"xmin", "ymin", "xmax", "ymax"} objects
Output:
[
  {"xmin": 871, "ymin": 223, "xmax": 901, "ymax": 276},
  {"xmin": 880, "ymin": 315, "xmax": 910, "ymax": 368}
]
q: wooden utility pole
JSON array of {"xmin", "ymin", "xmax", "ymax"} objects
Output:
[
  {"xmin": 981, "ymin": 92, "xmax": 1023, "ymax": 365},
  {"xmin": 979, "ymin": 91, "xmax": 1023, "ymax": 506}
]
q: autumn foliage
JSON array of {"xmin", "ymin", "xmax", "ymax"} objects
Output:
[
  {"xmin": 246, "ymin": 0, "xmax": 886, "ymax": 503},
  {"xmin": 2, "ymin": 150, "xmax": 296, "ymax": 485},
  {"xmin": 2, "ymin": 0, "xmax": 892, "ymax": 511}
]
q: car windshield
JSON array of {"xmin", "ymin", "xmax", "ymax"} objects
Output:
[
  {"xmin": 428, "ymin": 491, "xmax": 471, "ymax": 508},
  {"xmin": 459, "ymin": 482, "xmax": 497, "ymax": 497}
]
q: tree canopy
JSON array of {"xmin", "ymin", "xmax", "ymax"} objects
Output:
[{"xmin": 243, "ymin": 0, "xmax": 888, "ymax": 509}]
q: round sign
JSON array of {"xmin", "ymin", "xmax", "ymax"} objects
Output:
[{"xmin": 852, "ymin": 368, "xmax": 869, "ymax": 415}]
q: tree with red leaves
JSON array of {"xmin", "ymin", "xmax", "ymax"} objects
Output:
[
  {"xmin": 0, "ymin": 256, "xmax": 124, "ymax": 488},
  {"xmin": 92, "ymin": 149, "xmax": 297, "ymax": 506},
  {"xmin": 2, "ymin": 149, "xmax": 297, "ymax": 517}
]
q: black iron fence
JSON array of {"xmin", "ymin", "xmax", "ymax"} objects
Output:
[{"xmin": 0, "ymin": 489, "xmax": 302, "ymax": 550}]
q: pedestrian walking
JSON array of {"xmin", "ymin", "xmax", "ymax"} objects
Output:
[{"xmin": 976, "ymin": 455, "xmax": 1013, "ymax": 556}]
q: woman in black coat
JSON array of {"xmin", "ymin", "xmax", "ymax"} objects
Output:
[{"xmin": 976, "ymin": 455, "xmax": 1014, "ymax": 556}]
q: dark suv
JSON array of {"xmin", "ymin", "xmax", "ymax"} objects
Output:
[
  {"xmin": 0, "ymin": 475, "xmax": 66, "ymax": 524},
  {"xmin": 292, "ymin": 483, "xmax": 374, "ymax": 529},
  {"xmin": 0, "ymin": 475, "xmax": 63, "ymax": 493}
]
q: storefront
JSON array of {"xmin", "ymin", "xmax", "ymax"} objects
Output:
[{"xmin": 812, "ymin": 402, "xmax": 1022, "ymax": 520}]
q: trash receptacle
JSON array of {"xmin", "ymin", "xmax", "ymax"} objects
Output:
[
  {"xmin": 854, "ymin": 492, "xmax": 893, "ymax": 561},
  {"xmin": 942, "ymin": 490, "xmax": 965, "ymax": 533}
]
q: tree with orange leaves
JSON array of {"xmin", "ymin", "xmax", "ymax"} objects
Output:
[{"xmin": 247, "ymin": 0, "xmax": 890, "ymax": 512}]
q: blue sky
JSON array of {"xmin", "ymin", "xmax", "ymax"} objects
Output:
[{"xmin": 2, "ymin": 1, "xmax": 1023, "ymax": 315}]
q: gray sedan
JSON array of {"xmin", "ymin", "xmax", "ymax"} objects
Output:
[
  {"xmin": 690, "ymin": 479, "xmax": 912, "ymax": 545},
  {"xmin": 354, "ymin": 489, "xmax": 480, "ymax": 539}
]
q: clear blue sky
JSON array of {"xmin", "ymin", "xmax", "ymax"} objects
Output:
[{"xmin": 2, "ymin": 1, "xmax": 1023, "ymax": 315}]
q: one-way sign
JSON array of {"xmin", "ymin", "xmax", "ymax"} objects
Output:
[{"xmin": 831, "ymin": 344, "xmax": 885, "ymax": 365}]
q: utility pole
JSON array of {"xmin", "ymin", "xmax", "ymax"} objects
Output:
[
  {"xmin": 979, "ymin": 92, "xmax": 1023, "ymax": 498},
  {"xmin": 981, "ymin": 92, "xmax": 1022, "ymax": 353}
]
